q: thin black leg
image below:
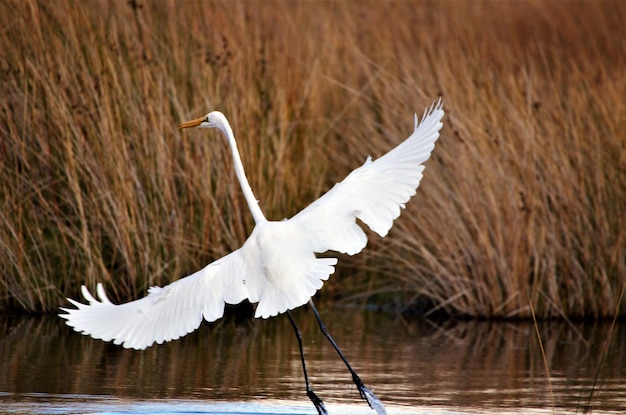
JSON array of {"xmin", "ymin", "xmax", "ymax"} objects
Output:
[
  {"xmin": 308, "ymin": 299, "xmax": 387, "ymax": 415},
  {"xmin": 287, "ymin": 310, "xmax": 328, "ymax": 415}
]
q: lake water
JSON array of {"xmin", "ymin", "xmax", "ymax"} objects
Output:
[{"xmin": 1, "ymin": 305, "xmax": 625, "ymax": 414}]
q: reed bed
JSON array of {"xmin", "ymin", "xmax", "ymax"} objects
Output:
[{"xmin": 0, "ymin": 0, "xmax": 624, "ymax": 317}]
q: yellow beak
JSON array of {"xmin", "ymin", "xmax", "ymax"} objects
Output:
[{"xmin": 178, "ymin": 117, "xmax": 205, "ymax": 130}]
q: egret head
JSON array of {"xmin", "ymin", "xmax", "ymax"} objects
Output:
[{"xmin": 178, "ymin": 111, "xmax": 229, "ymax": 132}]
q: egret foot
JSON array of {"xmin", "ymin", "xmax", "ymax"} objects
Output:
[
  {"xmin": 356, "ymin": 381, "xmax": 386, "ymax": 415},
  {"xmin": 287, "ymin": 311, "xmax": 328, "ymax": 415},
  {"xmin": 307, "ymin": 389, "xmax": 328, "ymax": 415},
  {"xmin": 309, "ymin": 300, "xmax": 387, "ymax": 415}
]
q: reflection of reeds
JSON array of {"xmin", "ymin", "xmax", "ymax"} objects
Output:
[
  {"xmin": 0, "ymin": 1, "xmax": 624, "ymax": 317},
  {"xmin": 1, "ymin": 312, "xmax": 625, "ymax": 411}
]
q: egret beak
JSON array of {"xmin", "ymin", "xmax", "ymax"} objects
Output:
[{"xmin": 178, "ymin": 116, "xmax": 206, "ymax": 130}]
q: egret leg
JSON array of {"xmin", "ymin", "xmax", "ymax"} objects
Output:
[
  {"xmin": 286, "ymin": 311, "xmax": 328, "ymax": 415},
  {"xmin": 308, "ymin": 300, "xmax": 387, "ymax": 415}
]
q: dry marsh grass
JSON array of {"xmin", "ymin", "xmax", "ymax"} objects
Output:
[{"xmin": 0, "ymin": 0, "xmax": 624, "ymax": 317}]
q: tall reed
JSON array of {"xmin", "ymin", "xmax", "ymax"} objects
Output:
[{"xmin": 0, "ymin": 0, "xmax": 624, "ymax": 317}]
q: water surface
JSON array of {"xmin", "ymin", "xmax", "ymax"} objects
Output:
[{"xmin": 1, "ymin": 306, "xmax": 624, "ymax": 414}]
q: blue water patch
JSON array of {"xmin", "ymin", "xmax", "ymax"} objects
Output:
[{"xmin": 0, "ymin": 394, "xmax": 433, "ymax": 415}]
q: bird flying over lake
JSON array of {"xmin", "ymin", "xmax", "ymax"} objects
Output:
[{"xmin": 61, "ymin": 100, "xmax": 444, "ymax": 415}]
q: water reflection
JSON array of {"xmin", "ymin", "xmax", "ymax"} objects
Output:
[{"xmin": 1, "ymin": 306, "xmax": 625, "ymax": 414}]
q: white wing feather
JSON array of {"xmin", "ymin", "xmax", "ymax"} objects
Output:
[
  {"xmin": 249, "ymin": 101, "xmax": 444, "ymax": 317},
  {"xmin": 291, "ymin": 100, "xmax": 444, "ymax": 255},
  {"xmin": 60, "ymin": 250, "xmax": 248, "ymax": 350}
]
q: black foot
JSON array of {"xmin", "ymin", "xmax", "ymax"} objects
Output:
[
  {"xmin": 287, "ymin": 311, "xmax": 328, "ymax": 415},
  {"xmin": 353, "ymin": 374, "xmax": 387, "ymax": 415},
  {"xmin": 308, "ymin": 300, "xmax": 387, "ymax": 415},
  {"xmin": 307, "ymin": 389, "xmax": 328, "ymax": 415}
]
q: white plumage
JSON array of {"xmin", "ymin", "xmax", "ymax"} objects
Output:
[{"xmin": 60, "ymin": 100, "xmax": 444, "ymax": 351}]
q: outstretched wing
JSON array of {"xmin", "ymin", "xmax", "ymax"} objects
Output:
[
  {"xmin": 291, "ymin": 100, "xmax": 444, "ymax": 256},
  {"xmin": 59, "ymin": 250, "xmax": 248, "ymax": 350}
]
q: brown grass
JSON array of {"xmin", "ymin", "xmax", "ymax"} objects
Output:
[{"xmin": 0, "ymin": 0, "xmax": 624, "ymax": 317}]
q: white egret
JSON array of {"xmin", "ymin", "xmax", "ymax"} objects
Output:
[{"xmin": 60, "ymin": 100, "xmax": 444, "ymax": 415}]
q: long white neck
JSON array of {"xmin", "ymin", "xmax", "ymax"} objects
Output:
[{"xmin": 218, "ymin": 122, "xmax": 266, "ymax": 224}]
